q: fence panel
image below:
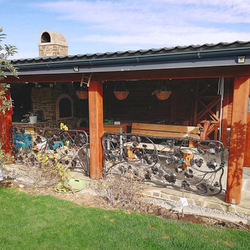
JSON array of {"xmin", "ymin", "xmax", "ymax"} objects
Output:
[{"xmin": 102, "ymin": 132, "xmax": 225, "ymax": 196}]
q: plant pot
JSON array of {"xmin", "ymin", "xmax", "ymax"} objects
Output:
[
  {"xmin": 76, "ymin": 91, "xmax": 88, "ymax": 100},
  {"xmin": 29, "ymin": 115, "xmax": 37, "ymax": 124},
  {"xmin": 55, "ymin": 179, "xmax": 87, "ymax": 193},
  {"xmin": 113, "ymin": 91, "xmax": 129, "ymax": 100},
  {"xmin": 154, "ymin": 91, "xmax": 172, "ymax": 100}
]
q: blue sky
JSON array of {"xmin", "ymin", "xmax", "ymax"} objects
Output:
[{"xmin": 1, "ymin": 0, "xmax": 250, "ymax": 59}]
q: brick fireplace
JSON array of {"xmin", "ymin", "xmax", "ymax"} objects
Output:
[{"xmin": 30, "ymin": 82, "xmax": 88, "ymax": 128}]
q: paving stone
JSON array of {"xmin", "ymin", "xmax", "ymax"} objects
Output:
[
  {"xmin": 152, "ymin": 192, "xmax": 160, "ymax": 197},
  {"xmin": 169, "ymin": 196, "xmax": 180, "ymax": 202},
  {"xmin": 205, "ymin": 203, "xmax": 223, "ymax": 210},
  {"xmin": 236, "ymin": 207, "xmax": 250, "ymax": 215},
  {"xmin": 161, "ymin": 189, "xmax": 182, "ymax": 197},
  {"xmin": 195, "ymin": 200, "xmax": 204, "ymax": 206},
  {"xmin": 142, "ymin": 191, "xmax": 152, "ymax": 196},
  {"xmin": 161, "ymin": 193, "xmax": 170, "ymax": 199},
  {"xmin": 224, "ymin": 205, "xmax": 236, "ymax": 213},
  {"xmin": 187, "ymin": 199, "xmax": 194, "ymax": 205}
]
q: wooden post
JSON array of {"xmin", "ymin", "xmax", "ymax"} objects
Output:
[
  {"xmin": 226, "ymin": 77, "xmax": 249, "ymax": 204},
  {"xmin": 0, "ymin": 89, "xmax": 12, "ymax": 155},
  {"xmin": 88, "ymin": 79, "xmax": 103, "ymax": 179},
  {"xmin": 244, "ymin": 114, "xmax": 250, "ymax": 166},
  {"xmin": 220, "ymin": 78, "xmax": 230, "ymax": 147},
  {"xmin": 243, "ymin": 83, "xmax": 250, "ymax": 167}
]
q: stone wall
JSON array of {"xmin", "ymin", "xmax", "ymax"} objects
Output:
[
  {"xmin": 39, "ymin": 44, "xmax": 68, "ymax": 57},
  {"xmin": 31, "ymin": 83, "xmax": 82, "ymax": 128}
]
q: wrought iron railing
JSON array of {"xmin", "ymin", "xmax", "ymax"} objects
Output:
[
  {"xmin": 9, "ymin": 125, "xmax": 89, "ymax": 176},
  {"xmin": 102, "ymin": 132, "xmax": 226, "ymax": 196}
]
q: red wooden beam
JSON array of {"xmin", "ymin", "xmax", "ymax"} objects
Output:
[
  {"xmin": 220, "ymin": 78, "xmax": 230, "ymax": 147},
  {"xmin": 226, "ymin": 77, "xmax": 249, "ymax": 204},
  {"xmin": 243, "ymin": 82, "xmax": 250, "ymax": 167},
  {"xmin": 1, "ymin": 73, "xmax": 82, "ymax": 83},
  {"xmin": 93, "ymin": 65, "xmax": 250, "ymax": 81},
  {"xmin": 88, "ymin": 79, "xmax": 103, "ymax": 179},
  {"xmin": 0, "ymin": 89, "xmax": 12, "ymax": 155},
  {"xmin": 243, "ymin": 114, "xmax": 250, "ymax": 167},
  {"xmin": 3, "ymin": 65, "xmax": 250, "ymax": 84}
]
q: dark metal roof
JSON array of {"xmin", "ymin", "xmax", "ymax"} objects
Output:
[
  {"xmin": 10, "ymin": 40, "xmax": 250, "ymax": 75},
  {"xmin": 13, "ymin": 41, "xmax": 250, "ymax": 64}
]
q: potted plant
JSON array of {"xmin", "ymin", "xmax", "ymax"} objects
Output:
[
  {"xmin": 113, "ymin": 82, "xmax": 129, "ymax": 100},
  {"xmin": 76, "ymin": 89, "xmax": 88, "ymax": 99},
  {"xmin": 76, "ymin": 85, "xmax": 88, "ymax": 100},
  {"xmin": 29, "ymin": 112, "xmax": 38, "ymax": 123},
  {"xmin": 152, "ymin": 81, "xmax": 172, "ymax": 100}
]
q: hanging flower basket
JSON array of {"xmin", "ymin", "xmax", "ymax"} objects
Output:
[
  {"xmin": 76, "ymin": 91, "xmax": 88, "ymax": 100},
  {"xmin": 113, "ymin": 91, "xmax": 129, "ymax": 100},
  {"xmin": 113, "ymin": 81, "xmax": 129, "ymax": 100},
  {"xmin": 152, "ymin": 80, "xmax": 172, "ymax": 100},
  {"xmin": 154, "ymin": 90, "xmax": 172, "ymax": 100}
]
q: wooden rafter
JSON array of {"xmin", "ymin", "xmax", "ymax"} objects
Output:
[
  {"xmin": 197, "ymin": 98, "xmax": 220, "ymax": 121},
  {"xmin": 194, "ymin": 78, "xmax": 221, "ymax": 140}
]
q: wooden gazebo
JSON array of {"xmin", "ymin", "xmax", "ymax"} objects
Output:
[{"xmin": 1, "ymin": 41, "xmax": 250, "ymax": 204}]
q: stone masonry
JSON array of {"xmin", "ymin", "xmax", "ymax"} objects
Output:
[{"xmin": 38, "ymin": 30, "xmax": 68, "ymax": 57}]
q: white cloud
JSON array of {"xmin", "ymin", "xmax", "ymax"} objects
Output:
[
  {"xmin": 158, "ymin": 0, "xmax": 250, "ymax": 23},
  {"xmin": 35, "ymin": 0, "xmax": 250, "ymax": 50}
]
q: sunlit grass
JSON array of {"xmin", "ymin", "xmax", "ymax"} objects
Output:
[{"xmin": 0, "ymin": 188, "xmax": 249, "ymax": 250}]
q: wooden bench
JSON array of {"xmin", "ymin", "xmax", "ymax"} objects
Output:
[{"xmin": 127, "ymin": 121, "xmax": 211, "ymax": 148}]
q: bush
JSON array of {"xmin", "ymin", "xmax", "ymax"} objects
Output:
[{"xmin": 95, "ymin": 170, "xmax": 146, "ymax": 209}]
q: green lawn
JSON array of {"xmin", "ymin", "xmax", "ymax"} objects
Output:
[{"xmin": 0, "ymin": 188, "xmax": 249, "ymax": 250}]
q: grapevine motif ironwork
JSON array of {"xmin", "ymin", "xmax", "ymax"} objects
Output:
[
  {"xmin": 102, "ymin": 132, "xmax": 225, "ymax": 196},
  {"xmin": 9, "ymin": 125, "xmax": 89, "ymax": 176}
]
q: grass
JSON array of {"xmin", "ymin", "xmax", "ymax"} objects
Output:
[{"xmin": 0, "ymin": 188, "xmax": 249, "ymax": 250}]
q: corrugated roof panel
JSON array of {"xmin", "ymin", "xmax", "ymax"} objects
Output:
[{"xmin": 12, "ymin": 40, "xmax": 250, "ymax": 65}]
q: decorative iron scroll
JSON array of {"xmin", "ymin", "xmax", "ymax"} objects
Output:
[
  {"xmin": 102, "ymin": 133, "xmax": 225, "ymax": 196},
  {"xmin": 9, "ymin": 125, "xmax": 89, "ymax": 176}
]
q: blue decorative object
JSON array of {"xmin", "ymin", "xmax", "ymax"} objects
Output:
[{"xmin": 13, "ymin": 133, "xmax": 33, "ymax": 149}]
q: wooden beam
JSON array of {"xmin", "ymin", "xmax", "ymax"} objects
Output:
[
  {"xmin": 243, "ymin": 113, "xmax": 250, "ymax": 166},
  {"xmin": 244, "ymin": 80, "xmax": 250, "ymax": 167},
  {"xmin": 220, "ymin": 78, "xmax": 230, "ymax": 147},
  {"xmin": 1, "ymin": 73, "xmax": 83, "ymax": 83},
  {"xmin": 93, "ymin": 65, "xmax": 250, "ymax": 81},
  {"xmin": 3, "ymin": 64, "xmax": 250, "ymax": 84},
  {"xmin": 88, "ymin": 79, "xmax": 103, "ymax": 180},
  {"xmin": 0, "ymin": 89, "xmax": 12, "ymax": 155},
  {"xmin": 226, "ymin": 77, "xmax": 250, "ymax": 204},
  {"xmin": 243, "ymin": 82, "xmax": 250, "ymax": 167}
]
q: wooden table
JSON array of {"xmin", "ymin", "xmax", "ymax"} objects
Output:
[
  {"xmin": 103, "ymin": 123, "xmax": 130, "ymax": 133},
  {"xmin": 103, "ymin": 123, "xmax": 131, "ymax": 154}
]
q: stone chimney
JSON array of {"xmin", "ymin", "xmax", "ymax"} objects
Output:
[{"xmin": 38, "ymin": 30, "xmax": 68, "ymax": 57}]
